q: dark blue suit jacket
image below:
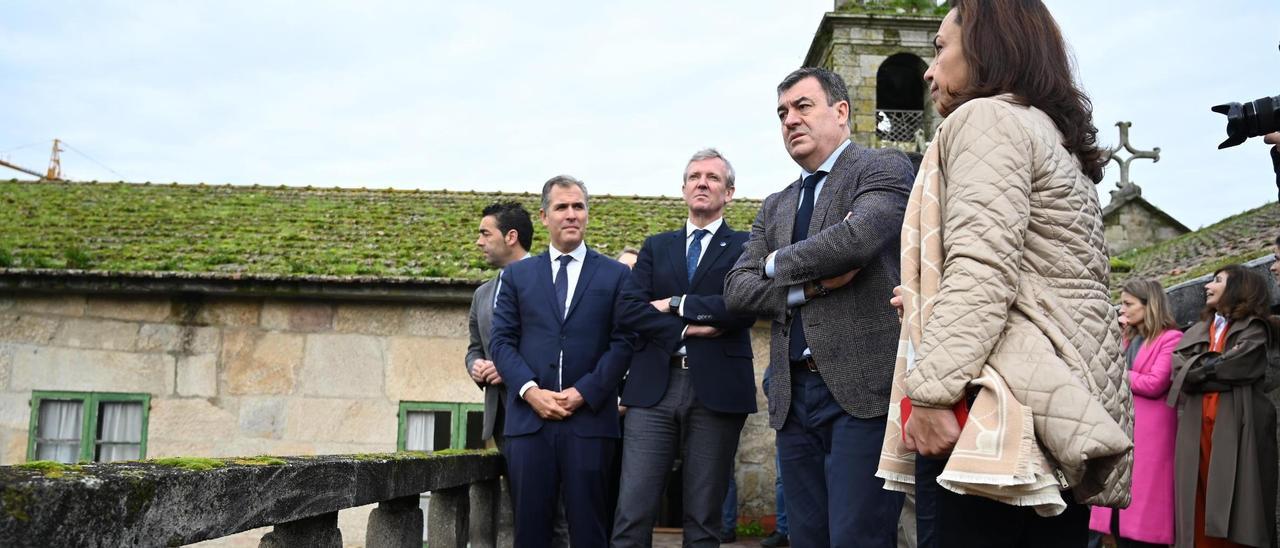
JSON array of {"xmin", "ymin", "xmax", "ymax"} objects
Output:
[
  {"xmin": 491, "ymin": 248, "xmax": 636, "ymax": 438},
  {"xmin": 619, "ymin": 223, "xmax": 757, "ymax": 414}
]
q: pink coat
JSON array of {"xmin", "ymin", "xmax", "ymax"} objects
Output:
[{"xmin": 1090, "ymin": 328, "xmax": 1183, "ymax": 543}]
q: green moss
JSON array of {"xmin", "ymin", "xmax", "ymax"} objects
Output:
[
  {"xmin": 149, "ymin": 457, "xmax": 225, "ymax": 471},
  {"xmin": 837, "ymin": 0, "xmax": 949, "ymax": 16},
  {"xmin": 15, "ymin": 460, "xmax": 82, "ymax": 479},
  {"xmin": 0, "ymin": 180, "xmax": 759, "ymax": 281},
  {"xmin": 124, "ymin": 477, "xmax": 157, "ymax": 522},
  {"xmin": 2, "ymin": 486, "xmax": 32, "ymax": 522},
  {"xmin": 1109, "ymin": 256, "xmax": 1134, "ymax": 273},
  {"xmin": 735, "ymin": 520, "xmax": 766, "ymax": 537},
  {"xmin": 231, "ymin": 456, "xmax": 286, "ymax": 466}
]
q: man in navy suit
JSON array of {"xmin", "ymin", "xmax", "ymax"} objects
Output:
[
  {"xmin": 490, "ymin": 174, "xmax": 637, "ymax": 547},
  {"xmin": 610, "ymin": 149, "xmax": 757, "ymax": 547}
]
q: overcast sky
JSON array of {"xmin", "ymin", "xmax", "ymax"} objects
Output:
[{"xmin": 2, "ymin": 1, "xmax": 1277, "ymax": 229}]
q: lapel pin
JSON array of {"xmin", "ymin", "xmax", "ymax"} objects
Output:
[{"xmin": 719, "ymin": 242, "xmax": 726, "ymax": 247}]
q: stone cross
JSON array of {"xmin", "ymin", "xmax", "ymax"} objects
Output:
[{"xmin": 1106, "ymin": 121, "xmax": 1160, "ymax": 199}]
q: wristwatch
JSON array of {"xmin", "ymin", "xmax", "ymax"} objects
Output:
[{"xmin": 668, "ymin": 295, "xmax": 682, "ymax": 313}]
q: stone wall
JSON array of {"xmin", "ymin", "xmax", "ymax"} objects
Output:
[
  {"xmin": 0, "ymin": 291, "xmax": 784, "ymax": 538},
  {"xmin": 1104, "ymin": 201, "xmax": 1188, "ymax": 255}
]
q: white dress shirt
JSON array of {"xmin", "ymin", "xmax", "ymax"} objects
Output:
[{"xmin": 676, "ymin": 218, "xmax": 722, "ymax": 355}]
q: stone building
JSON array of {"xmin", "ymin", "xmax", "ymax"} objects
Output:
[
  {"xmin": 1102, "ymin": 186, "xmax": 1192, "ymax": 255},
  {"xmin": 0, "ymin": 180, "xmax": 780, "ymax": 544},
  {"xmin": 806, "ymin": 1, "xmax": 946, "ymax": 152}
]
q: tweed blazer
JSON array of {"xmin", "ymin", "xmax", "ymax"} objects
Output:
[
  {"xmin": 465, "ymin": 277, "xmax": 505, "ymax": 441},
  {"xmin": 725, "ymin": 142, "xmax": 914, "ymax": 426}
]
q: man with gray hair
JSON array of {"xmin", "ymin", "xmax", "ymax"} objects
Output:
[
  {"xmin": 491, "ymin": 175, "xmax": 637, "ymax": 547},
  {"xmin": 610, "ymin": 149, "xmax": 757, "ymax": 547}
]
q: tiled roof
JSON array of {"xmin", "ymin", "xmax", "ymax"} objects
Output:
[
  {"xmin": 1111, "ymin": 202, "xmax": 1279, "ymax": 292},
  {"xmin": 0, "ymin": 180, "xmax": 761, "ymax": 282}
]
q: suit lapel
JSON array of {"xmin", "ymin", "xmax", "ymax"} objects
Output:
[
  {"xmin": 689, "ymin": 224, "xmax": 733, "ymax": 290},
  {"xmin": 564, "ymin": 250, "xmax": 601, "ymax": 322},
  {"xmin": 534, "ymin": 254, "xmax": 559, "ymax": 318},
  {"xmin": 775, "ymin": 178, "xmax": 801, "ymax": 248},
  {"xmin": 666, "ymin": 230, "xmax": 690, "ymax": 292},
  {"xmin": 812, "ymin": 144, "xmax": 860, "ymax": 234}
]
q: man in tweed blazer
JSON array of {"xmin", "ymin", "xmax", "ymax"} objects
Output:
[{"xmin": 724, "ymin": 67, "xmax": 913, "ymax": 547}]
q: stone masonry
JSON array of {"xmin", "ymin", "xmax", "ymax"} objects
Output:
[{"xmin": 0, "ymin": 291, "xmax": 780, "ymax": 543}]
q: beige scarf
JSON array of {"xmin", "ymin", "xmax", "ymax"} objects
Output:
[{"xmin": 874, "ymin": 140, "xmax": 1067, "ymax": 516}]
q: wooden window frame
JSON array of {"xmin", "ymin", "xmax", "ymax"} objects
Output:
[
  {"xmin": 26, "ymin": 391, "xmax": 151, "ymax": 463},
  {"xmin": 396, "ymin": 401, "xmax": 485, "ymax": 451}
]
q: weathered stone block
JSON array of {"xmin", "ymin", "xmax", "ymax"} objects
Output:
[
  {"xmin": 0, "ymin": 427, "xmax": 26, "ymax": 464},
  {"xmin": 281, "ymin": 399, "xmax": 396, "ymax": 444},
  {"xmin": 51, "ymin": 318, "xmax": 139, "ymax": 351},
  {"xmin": 0, "ymin": 342, "xmax": 14, "ymax": 389},
  {"xmin": 261, "ymin": 301, "xmax": 334, "ymax": 332},
  {"xmin": 366, "ymin": 496, "xmax": 422, "ymax": 548},
  {"xmin": 15, "ymin": 294, "xmax": 85, "ymax": 317},
  {"xmin": 300, "ymin": 334, "xmax": 384, "ymax": 398},
  {"xmin": 223, "ymin": 330, "xmax": 304, "ymax": 395},
  {"xmin": 0, "ymin": 295, "xmax": 14, "ymax": 311},
  {"xmin": 0, "ymin": 315, "xmax": 60, "ymax": 345},
  {"xmin": 402, "ymin": 305, "xmax": 469, "ymax": 338},
  {"xmin": 9, "ymin": 346, "xmax": 175, "ymax": 394},
  {"xmin": 183, "ymin": 325, "xmax": 221, "ymax": 355},
  {"xmin": 149, "ymin": 398, "xmax": 238, "ymax": 443},
  {"xmin": 334, "ymin": 304, "xmax": 403, "ymax": 336},
  {"xmin": 0, "ymin": 393, "xmax": 31, "ymax": 431},
  {"xmin": 468, "ymin": 479, "xmax": 499, "ymax": 548},
  {"xmin": 427, "ymin": 486, "xmax": 469, "ymax": 548},
  {"xmin": 176, "ymin": 353, "xmax": 218, "ymax": 397},
  {"xmin": 385, "ymin": 337, "xmax": 477, "ymax": 403},
  {"xmin": 239, "ymin": 397, "xmax": 287, "ymax": 439},
  {"xmin": 259, "ymin": 512, "xmax": 342, "ymax": 548},
  {"xmin": 195, "ymin": 299, "xmax": 261, "ymax": 327},
  {"xmin": 85, "ymin": 296, "xmax": 171, "ymax": 323},
  {"xmin": 136, "ymin": 323, "xmax": 180, "ymax": 353}
]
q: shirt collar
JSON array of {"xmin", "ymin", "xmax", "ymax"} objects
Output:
[
  {"xmin": 686, "ymin": 217, "xmax": 723, "ymax": 238},
  {"xmin": 801, "ymin": 139, "xmax": 852, "ymax": 180},
  {"xmin": 548, "ymin": 242, "xmax": 587, "ymax": 263}
]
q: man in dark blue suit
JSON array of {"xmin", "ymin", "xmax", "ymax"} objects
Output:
[
  {"xmin": 610, "ymin": 149, "xmax": 757, "ymax": 547},
  {"xmin": 490, "ymin": 174, "xmax": 636, "ymax": 547}
]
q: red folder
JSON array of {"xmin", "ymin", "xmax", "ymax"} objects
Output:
[{"xmin": 900, "ymin": 398, "xmax": 969, "ymax": 442}]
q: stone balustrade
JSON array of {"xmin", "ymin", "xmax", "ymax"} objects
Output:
[{"xmin": 0, "ymin": 451, "xmax": 510, "ymax": 547}]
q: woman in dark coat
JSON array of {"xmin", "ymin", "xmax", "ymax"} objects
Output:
[{"xmin": 1169, "ymin": 264, "xmax": 1278, "ymax": 547}]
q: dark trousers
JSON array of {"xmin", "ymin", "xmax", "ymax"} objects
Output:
[
  {"xmin": 506, "ymin": 421, "xmax": 616, "ymax": 548},
  {"xmin": 935, "ymin": 486, "xmax": 1088, "ymax": 548},
  {"xmin": 777, "ymin": 367, "xmax": 903, "ymax": 547},
  {"xmin": 914, "ymin": 455, "xmax": 946, "ymax": 548},
  {"xmin": 611, "ymin": 368, "xmax": 746, "ymax": 548}
]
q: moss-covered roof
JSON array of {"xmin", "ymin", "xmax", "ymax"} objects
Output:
[
  {"xmin": 0, "ymin": 180, "xmax": 761, "ymax": 282},
  {"xmin": 1111, "ymin": 202, "xmax": 1279, "ymax": 291}
]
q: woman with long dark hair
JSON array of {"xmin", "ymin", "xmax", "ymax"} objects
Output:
[
  {"xmin": 1169, "ymin": 265, "xmax": 1278, "ymax": 547},
  {"xmin": 1090, "ymin": 279, "xmax": 1181, "ymax": 547},
  {"xmin": 881, "ymin": 1, "xmax": 1131, "ymax": 546}
]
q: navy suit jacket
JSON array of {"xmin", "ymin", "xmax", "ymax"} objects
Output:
[
  {"xmin": 490, "ymin": 248, "xmax": 636, "ymax": 438},
  {"xmin": 619, "ymin": 223, "xmax": 757, "ymax": 414}
]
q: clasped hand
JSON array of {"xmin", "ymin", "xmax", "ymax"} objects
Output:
[{"xmin": 524, "ymin": 387, "xmax": 585, "ymax": 420}]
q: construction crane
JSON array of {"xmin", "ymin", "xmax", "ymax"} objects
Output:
[{"xmin": 0, "ymin": 139, "xmax": 63, "ymax": 181}]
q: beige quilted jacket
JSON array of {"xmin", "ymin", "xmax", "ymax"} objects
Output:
[{"xmin": 903, "ymin": 95, "xmax": 1134, "ymax": 507}]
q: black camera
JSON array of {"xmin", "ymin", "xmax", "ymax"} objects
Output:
[
  {"xmin": 1211, "ymin": 43, "xmax": 1280, "ymax": 149},
  {"xmin": 1212, "ymin": 95, "xmax": 1280, "ymax": 149}
]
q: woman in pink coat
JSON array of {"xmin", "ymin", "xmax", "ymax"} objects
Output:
[{"xmin": 1091, "ymin": 278, "xmax": 1182, "ymax": 546}]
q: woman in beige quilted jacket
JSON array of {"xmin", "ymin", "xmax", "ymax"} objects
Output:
[{"xmin": 892, "ymin": 1, "xmax": 1132, "ymax": 546}]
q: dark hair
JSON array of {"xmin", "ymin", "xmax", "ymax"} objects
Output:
[
  {"xmin": 481, "ymin": 201, "xmax": 533, "ymax": 252},
  {"xmin": 948, "ymin": 0, "xmax": 1106, "ymax": 183},
  {"xmin": 1274, "ymin": 232, "xmax": 1280, "ymax": 247},
  {"xmin": 1204, "ymin": 264, "xmax": 1274, "ymax": 324},
  {"xmin": 777, "ymin": 67, "xmax": 850, "ymax": 107},
  {"xmin": 540, "ymin": 175, "xmax": 589, "ymax": 212}
]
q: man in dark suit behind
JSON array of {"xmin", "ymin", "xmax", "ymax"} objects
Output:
[
  {"xmin": 465, "ymin": 201, "xmax": 533, "ymax": 449},
  {"xmin": 490, "ymin": 175, "xmax": 636, "ymax": 547},
  {"xmin": 610, "ymin": 148, "xmax": 756, "ymax": 547},
  {"xmin": 724, "ymin": 67, "xmax": 914, "ymax": 547}
]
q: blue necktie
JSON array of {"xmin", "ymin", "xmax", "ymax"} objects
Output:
[
  {"xmin": 687, "ymin": 229, "xmax": 709, "ymax": 283},
  {"xmin": 789, "ymin": 171, "xmax": 826, "ymax": 362},
  {"xmin": 554, "ymin": 255, "xmax": 573, "ymax": 319}
]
